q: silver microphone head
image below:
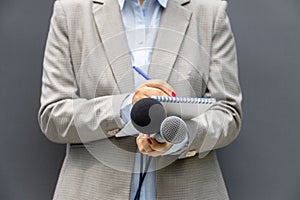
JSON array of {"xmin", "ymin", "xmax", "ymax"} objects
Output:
[{"xmin": 159, "ymin": 116, "xmax": 187, "ymax": 144}]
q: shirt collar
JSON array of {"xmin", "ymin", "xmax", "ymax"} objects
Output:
[
  {"xmin": 157, "ymin": 0, "xmax": 168, "ymax": 8},
  {"xmin": 118, "ymin": 0, "xmax": 168, "ymax": 10},
  {"xmin": 118, "ymin": 0, "xmax": 125, "ymax": 9}
]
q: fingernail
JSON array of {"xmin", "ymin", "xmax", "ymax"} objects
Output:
[
  {"xmin": 172, "ymin": 92, "xmax": 177, "ymax": 97},
  {"xmin": 147, "ymin": 139, "xmax": 152, "ymax": 144}
]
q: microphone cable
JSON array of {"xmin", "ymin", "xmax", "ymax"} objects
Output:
[{"xmin": 134, "ymin": 153, "xmax": 152, "ymax": 200}]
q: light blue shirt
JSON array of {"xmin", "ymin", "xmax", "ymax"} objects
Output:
[{"xmin": 118, "ymin": 0, "xmax": 188, "ymax": 199}]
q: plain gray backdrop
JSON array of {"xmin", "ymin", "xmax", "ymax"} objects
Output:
[{"xmin": 0, "ymin": 0, "xmax": 299, "ymax": 199}]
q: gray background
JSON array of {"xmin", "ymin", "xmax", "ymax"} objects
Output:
[{"xmin": 0, "ymin": 0, "xmax": 299, "ymax": 199}]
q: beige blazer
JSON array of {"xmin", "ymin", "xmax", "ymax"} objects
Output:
[{"xmin": 38, "ymin": 0, "xmax": 242, "ymax": 199}]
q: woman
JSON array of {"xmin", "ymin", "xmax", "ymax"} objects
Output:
[{"xmin": 38, "ymin": 0, "xmax": 242, "ymax": 199}]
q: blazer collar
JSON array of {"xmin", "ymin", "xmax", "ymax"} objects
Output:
[
  {"xmin": 92, "ymin": 0, "xmax": 134, "ymax": 93},
  {"xmin": 92, "ymin": 0, "xmax": 192, "ymax": 92},
  {"xmin": 148, "ymin": 0, "xmax": 192, "ymax": 81},
  {"xmin": 93, "ymin": 0, "xmax": 190, "ymax": 5}
]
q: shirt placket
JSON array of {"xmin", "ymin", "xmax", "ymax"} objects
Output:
[{"xmin": 132, "ymin": 2, "xmax": 147, "ymax": 88}]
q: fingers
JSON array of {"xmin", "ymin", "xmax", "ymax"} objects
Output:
[
  {"xmin": 136, "ymin": 134, "xmax": 154, "ymax": 153},
  {"xmin": 132, "ymin": 87, "xmax": 169, "ymax": 104},
  {"xmin": 148, "ymin": 138, "xmax": 172, "ymax": 152},
  {"xmin": 142, "ymin": 79, "xmax": 174, "ymax": 96},
  {"xmin": 132, "ymin": 80, "xmax": 176, "ymax": 104},
  {"xmin": 136, "ymin": 134, "xmax": 173, "ymax": 157}
]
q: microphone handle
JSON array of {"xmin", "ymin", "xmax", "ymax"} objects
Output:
[{"xmin": 153, "ymin": 133, "xmax": 166, "ymax": 143}]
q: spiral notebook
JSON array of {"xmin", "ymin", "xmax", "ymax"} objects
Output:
[
  {"xmin": 115, "ymin": 96, "xmax": 216, "ymax": 137},
  {"xmin": 151, "ymin": 96, "xmax": 216, "ymax": 119}
]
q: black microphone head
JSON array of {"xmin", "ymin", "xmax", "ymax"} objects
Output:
[
  {"xmin": 160, "ymin": 116, "xmax": 187, "ymax": 144},
  {"xmin": 131, "ymin": 98, "xmax": 166, "ymax": 134}
]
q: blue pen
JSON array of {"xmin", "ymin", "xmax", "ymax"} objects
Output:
[{"xmin": 132, "ymin": 66, "xmax": 151, "ymax": 80}]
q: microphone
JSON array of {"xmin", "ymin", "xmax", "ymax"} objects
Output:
[
  {"xmin": 131, "ymin": 98, "xmax": 187, "ymax": 144},
  {"xmin": 154, "ymin": 116, "xmax": 187, "ymax": 144},
  {"xmin": 130, "ymin": 98, "xmax": 166, "ymax": 134}
]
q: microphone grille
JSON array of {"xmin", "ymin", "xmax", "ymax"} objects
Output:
[{"xmin": 160, "ymin": 116, "xmax": 187, "ymax": 144}]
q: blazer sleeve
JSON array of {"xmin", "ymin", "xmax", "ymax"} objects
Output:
[
  {"xmin": 38, "ymin": 1, "xmax": 128, "ymax": 144},
  {"xmin": 180, "ymin": 1, "xmax": 242, "ymax": 158}
]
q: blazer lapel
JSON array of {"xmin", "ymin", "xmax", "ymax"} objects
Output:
[
  {"xmin": 148, "ymin": 0, "xmax": 192, "ymax": 82},
  {"xmin": 92, "ymin": 0, "xmax": 134, "ymax": 93}
]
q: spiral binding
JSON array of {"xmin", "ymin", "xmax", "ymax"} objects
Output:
[{"xmin": 151, "ymin": 96, "xmax": 216, "ymax": 104}]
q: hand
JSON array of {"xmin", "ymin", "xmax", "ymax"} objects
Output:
[
  {"xmin": 136, "ymin": 133, "xmax": 172, "ymax": 157},
  {"xmin": 132, "ymin": 79, "xmax": 176, "ymax": 104}
]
